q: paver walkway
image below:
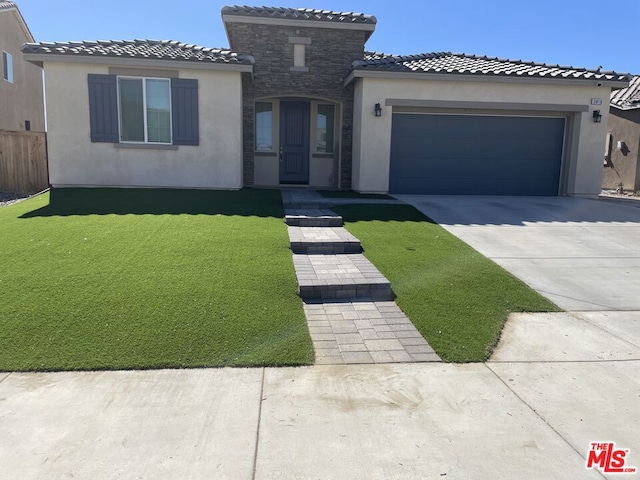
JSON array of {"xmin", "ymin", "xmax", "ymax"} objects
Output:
[{"xmin": 282, "ymin": 189, "xmax": 440, "ymax": 364}]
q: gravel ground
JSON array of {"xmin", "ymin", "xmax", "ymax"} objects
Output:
[
  {"xmin": 600, "ymin": 188, "xmax": 640, "ymax": 201},
  {"xmin": 0, "ymin": 191, "xmax": 30, "ymax": 208}
]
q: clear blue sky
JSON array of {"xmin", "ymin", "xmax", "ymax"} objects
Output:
[{"xmin": 18, "ymin": 0, "xmax": 640, "ymax": 74}]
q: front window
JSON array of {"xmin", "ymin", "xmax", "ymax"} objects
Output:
[
  {"xmin": 118, "ymin": 77, "xmax": 171, "ymax": 143},
  {"xmin": 255, "ymin": 102, "xmax": 273, "ymax": 152},
  {"xmin": 2, "ymin": 51, "xmax": 13, "ymax": 83},
  {"xmin": 316, "ymin": 104, "xmax": 334, "ymax": 153}
]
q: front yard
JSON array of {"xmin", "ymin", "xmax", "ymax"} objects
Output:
[
  {"xmin": 332, "ymin": 204, "xmax": 561, "ymax": 362},
  {"xmin": 0, "ymin": 188, "xmax": 560, "ymax": 370},
  {"xmin": 0, "ymin": 189, "xmax": 313, "ymax": 371}
]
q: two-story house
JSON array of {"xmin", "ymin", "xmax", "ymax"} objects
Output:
[{"xmin": 0, "ymin": 1, "xmax": 44, "ymax": 132}]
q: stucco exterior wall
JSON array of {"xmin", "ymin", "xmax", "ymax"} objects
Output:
[
  {"xmin": 602, "ymin": 108, "xmax": 640, "ymax": 192},
  {"xmin": 44, "ymin": 62, "xmax": 243, "ymax": 189},
  {"xmin": 0, "ymin": 10, "xmax": 44, "ymax": 132},
  {"xmin": 352, "ymin": 76, "xmax": 612, "ymax": 195}
]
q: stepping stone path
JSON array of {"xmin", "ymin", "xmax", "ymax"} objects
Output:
[{"xmin": 282, "ymin": 189, "xmax": 441, "ymax": 365}]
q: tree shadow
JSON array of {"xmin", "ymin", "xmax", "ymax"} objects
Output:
[{"xmin": 19, "ymin": 188, "xmax": 285, "ymax": 219}]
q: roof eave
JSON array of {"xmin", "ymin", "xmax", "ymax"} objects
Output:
[
  {"xmin": 2, "ymin": 6, "xmax": 35, "ymax": 43},
  {"xmin": 344, "ymin": 69, "xmax": 630, "ymax": 88},
  {"xmin": 610, "ymin": 103, "xmax": 640, "ymax": 111},
  {"xmin": 222, "ymin": 13, "xmax": 376, "ymax": 40},
  {"xmin": 21, "ymin": 51, "xmax": 254, "ymax": 72}
]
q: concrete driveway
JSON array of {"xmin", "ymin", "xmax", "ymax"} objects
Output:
[
  {"xmin": 398, "ymin": 194, "xmax": 640, "ymax": 359},
  {"xmin": 396, "ymin": 195, "xmax": 640, "ymax": 312}
]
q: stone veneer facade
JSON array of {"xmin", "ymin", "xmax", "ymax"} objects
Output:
[{"xmin": 226, "ymin": 21, "xmax": 369, "ymax": 189}]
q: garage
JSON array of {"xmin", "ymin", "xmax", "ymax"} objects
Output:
[{"xmin": 389, "ymin": 113, "xmax": 565, "ymax": 195}]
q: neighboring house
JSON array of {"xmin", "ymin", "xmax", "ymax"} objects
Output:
[
  {"xmin": 603, "ymin": 75, "xmax": 640, "ymax": 193},
  {"xmin": 22, "ymin": 5, "xmax": 630, "ymax": 195},
  {"xmin": 0, "ymin": 1, "xmax": 44, "ymax": 132}
]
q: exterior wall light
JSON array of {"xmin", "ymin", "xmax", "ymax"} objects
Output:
[
  {"xmin": 592, "ymin": 110, "xmax": 602, "ymax": 123},
  {"xmin": 374, "ymin": 103, "xmax": 382, "ymax": 117}
]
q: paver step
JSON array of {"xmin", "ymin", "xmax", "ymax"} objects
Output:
[
  {"xmin": 304, "ymin": 301, "xmax": 441, "ymax": 364},
  {"xmin": 293, "ymin": 254, "xmax": 394, "ymax": 301},
  {"xmin": 288, "ymin": 226, "xmax": 361, "ymax": 254},
  {"xmin": 285, "ymin": 208, "xmax": 343, "ymax": 227}
]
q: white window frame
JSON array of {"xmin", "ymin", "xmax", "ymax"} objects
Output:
[
  {"xmin": 255, "ymin": 101, "xmax": 274, "ymax": 152},
  {"xmin": 116, "ymin": 76, "xmax": 172, "ymax": 145},
  {"xmin": 315, "ymin": 103, "xmax": 335, "ymax": 154},
  {"xmin": 2, "ymin": 51, "xmax": 14, "ymax": 83}
]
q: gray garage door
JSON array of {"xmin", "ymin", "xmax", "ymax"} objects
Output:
[{"xmin": 389, "ymin": 114, "xmax": 565, "ymax": 195}]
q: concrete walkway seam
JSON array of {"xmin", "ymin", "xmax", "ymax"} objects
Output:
[
  {"xmin": 574, "ymin": 312, "xmax": 640, "ymax": 349},
  {"xmin": 483, "ymin": 363, "xmax": 609, "ymax": 480},
  {"xmin": 251, "ymin": 367, "xmax": 266, "ymax": 480}
]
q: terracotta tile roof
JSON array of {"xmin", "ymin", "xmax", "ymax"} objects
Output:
[
  {"xmin": 221, "ymin": 5, "xmax": 376, "ymax": 25},
  {"xmin": 610, "ymin": 75, "xmax": 640, "ymax": 110},
  {"xmin": 356, "ymin": 51, "xmax": 630, "ymax": 82},
  {"xmin": 21, "ymin": 39, "xmax": 254, "ymax": 65}
]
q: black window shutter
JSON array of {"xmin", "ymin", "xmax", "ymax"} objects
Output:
[
  {"xmin": 171, "ymin": 78, "xmax": 199, "ymax": 146},
  {"xmin": 88, "ymin": 74, "xmax": 119, "ymax": 143}
]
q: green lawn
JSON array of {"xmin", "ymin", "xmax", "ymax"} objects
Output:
[
  {"xmin": 332, "ymin": 204, "xmax": 561, "ymax": 362},
  {"xmin": 0, "ymin": 188, "xmax": 313, "ymax": 371}
]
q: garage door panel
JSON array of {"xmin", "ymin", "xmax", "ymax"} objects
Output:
[
  {"xmin": 390, "ymin": 114, "xmax": 564, "ymax": 195},
  {"xmin": 394, "ymin": 175, "xmax": 558, "ymax": 196}
]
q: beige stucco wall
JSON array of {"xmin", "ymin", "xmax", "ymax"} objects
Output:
[
  {"xmin": 0, "ymin": 9, "xmax": 44, "ymax": 132},
  {"xmin": 43, "ymin": 61, "xmax": 243, "ymax": 189},
  {"xmin": 602, "ymin": 108, "xmax": 640, "ymax": 191},
  {"xmin": 352, "ymin": 76, "xmax": 613, "ymax": 195}
]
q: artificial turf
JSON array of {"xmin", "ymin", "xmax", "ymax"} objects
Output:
[
  {"xmin": 332, "ymin": 204, "xmax": 561, "ymax": 362},
  {"xmin": 0, "ymin": 188, "xmax": 314, "ymax": 371}
]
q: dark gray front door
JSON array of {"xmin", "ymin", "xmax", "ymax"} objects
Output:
[
  {"xmin": 390, "ymin": 114, "xmax": 565, "ymax": 195},
  {"xmin": 280, "ymin": 101, "xmax": 310, "ymax": 184}
]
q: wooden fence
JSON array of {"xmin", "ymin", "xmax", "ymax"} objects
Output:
[{"xmin": 0, "ymin": 130, "xmax": 48, "ymax": 194}]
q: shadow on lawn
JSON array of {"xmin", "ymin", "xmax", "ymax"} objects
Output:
[
  {"xmin": 20, "ymin": 188, "xmax": 285, "ymax": 218},
  {"xmin": 331, "ymin": 203, "xmax": 438, "ymax": 224}
]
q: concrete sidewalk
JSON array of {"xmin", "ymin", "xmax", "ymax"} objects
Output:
[{"xmin": 2, "ymin": 327, "xmax": 639, "ymax": 480}]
